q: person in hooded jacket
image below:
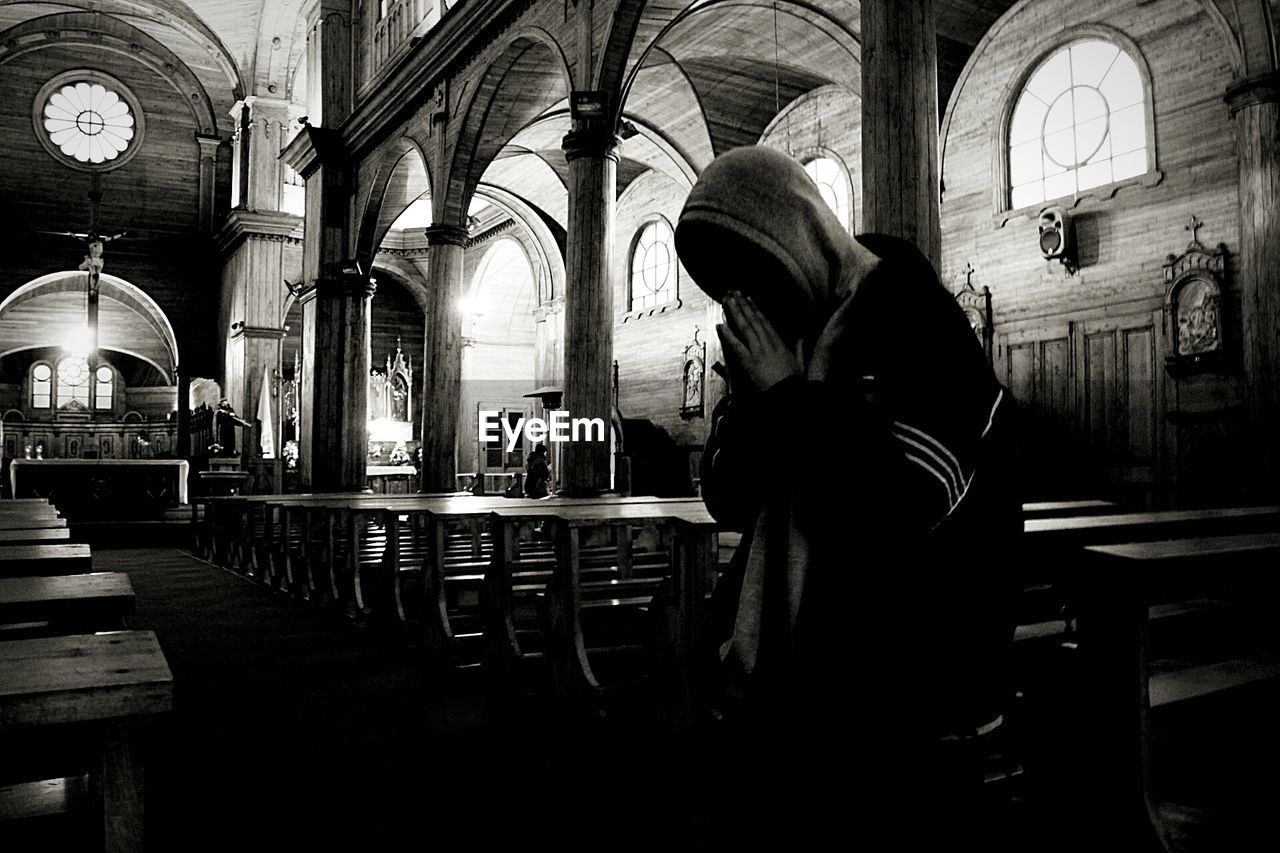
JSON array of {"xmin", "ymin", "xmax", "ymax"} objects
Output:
[{"xmin": 674, "ymin": 145, "xmax": 1022, "ymax": 839}]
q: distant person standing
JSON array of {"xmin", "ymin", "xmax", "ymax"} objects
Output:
[{"xmin": 524, "ymin": 444, "xmax": 551, "ymax": 498}]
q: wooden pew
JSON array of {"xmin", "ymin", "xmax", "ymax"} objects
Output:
[
  {"xmin": 1022, "ymin": 499, "xmax": 1120, "ymax": 520},
  {"xmin": 484, "ymin": 501, "xmax": 717, "ymax": 712},
  {"xmin": 1024, "ymin": 505, "xmax": 1280, "ymax": 549},
  {"xmin": 415, "ymin": 496, "xmax": 701, "ymax": 662},
  {"xmin": 1013, "ymin": 531, "xmax": 1280, "ymax": 850},
  {"xmin": 0, "ymin": 528, "xmax": 71, "ymax": 545},
  {"xmin": 0, "ymin": 507, "xmax": 59, "ymax": 521},
  {"xmin": 0, "ymin": 516, "xmax": 67, "ymax": 531},
  {"xmin": 0, "ymin": 631, "xmax": 173, "ymax": 850},
  {"xmin": 260, "ymin": 493, "xmax": 695, "ymax": 627},
  {"xmin": 0, "ymin": 544, "xmax": 92, "ymax": 576},
  {"xmin": 0, "ymin": 573, "xmax": 134, "ymax": 635}
]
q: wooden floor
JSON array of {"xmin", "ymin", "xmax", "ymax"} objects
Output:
[
  {"xmin": 96, "ymin": 547, "xmax": 713, "ymax": 844},
  {"xmin": 78, "ymin": 546, "xmax": 1280, "ymax": 848}
]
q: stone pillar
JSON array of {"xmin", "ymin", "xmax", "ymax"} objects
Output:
[
  {"xmin": 1227, "ymin": 72, "xmax": 1280, "ymax": 486},
  {"xmin": 559, "ymin": 127, "xmax": 618, "ymax": 495},
  {"xmin": 861, "ymin": 0, "xmax": 941, "ymax": 269},
  {"xmin": 418, "ymin": 224, "xmax": 468, "ymax": 492}
]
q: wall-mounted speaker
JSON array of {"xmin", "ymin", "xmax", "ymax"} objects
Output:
[{"xmin": 1038, "ymin": 207, "xmax": 1077, "ymax": 273}]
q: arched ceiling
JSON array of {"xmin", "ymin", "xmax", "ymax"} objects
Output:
[
  {"xmin": 0, "ymin": 273, "xmax": 178, "ymax": 379},
  {"xmin": 0, "ymin": 0, "xmax": 315, "ymax": 134}
]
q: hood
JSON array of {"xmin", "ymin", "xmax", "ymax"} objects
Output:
[{"xmin": 674, "ymin": 145, "xmax": 881, "ymax": 317}]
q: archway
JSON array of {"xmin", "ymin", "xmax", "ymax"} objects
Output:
[{"xmin": 0, "ymin": 270, "xmax": 182, "ymax": 462}]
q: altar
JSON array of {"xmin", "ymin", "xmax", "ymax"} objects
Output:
[{"xmin": 9, "ymin": 459, "xmax": 189, "ymax": 519}]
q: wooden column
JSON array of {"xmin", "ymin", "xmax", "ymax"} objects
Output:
[
  {"xmin": 299, "ymin": 273, "xmax": 375, "ymax": 491},
  {"xmin": 175, "ymin": 365, "xmax": 191, "ymax": 458},
  {"xmin": 303, "ymin": 0, "xmax": 354, "ymax": 129},
  {"xmin": 419, "ymin": 224, "xmax": 467, "ymax": 493},
  {"xmin": 231, "ymin": 96, "xmax": 293, "ymax": 212},
  {"xmin": 861, "ymin": 0, "xmax": 941, "ymax": 269},
  {"xmin": 283, "ymin": 0, "xmax": 358, "ymax": 490},
  {"xmin": 1228, "ymin": 72, "xmax": 1280, "ymax": 487},
  {"xmin": 196, "ymin": 135, "xmax": 222, "ymax": 233},
  {"xmin": 560, "ymin": 127, "xmax": 618, "ymax": 495}
]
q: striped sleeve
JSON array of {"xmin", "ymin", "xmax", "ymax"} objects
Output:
[{"xmin": 890, "ymin": 388, "xmax": 1004, "ymax": 522}]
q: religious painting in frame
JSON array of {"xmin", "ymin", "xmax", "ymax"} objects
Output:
[{"xmin": 1163, "ymin": 222, "xmax": 1228, "ymax": 375}]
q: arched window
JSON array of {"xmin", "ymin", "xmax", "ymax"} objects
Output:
[
  {"xmin": 803, "ymin": 156, "xmax": 852, "ymax": 231},
  {"xmin": 56, "ymin": 354, "xmax": 90, "ymax": 409},
  {"xmin": 94, "ymin": 365, "xmax": 114, "ymax": 410},
  {"xmin": 1007, "ymin": 38, "xmax": 1151, "ymax": 210},
  {"xmin": 31, "ymin": 363, "xmax": 52, "ymax": 408},
  {"xmin": 629, "ymin": 218, "xmax": 678, "ymax": 312}
]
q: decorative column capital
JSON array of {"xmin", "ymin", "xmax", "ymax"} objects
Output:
[
  {"xmin": 231, "ymin": 323, "xmax": 289, "ymax": 341},
  {"xmin": 562, "ymin": 126, "xmax": 621, "ymax": 163},
  {"xmin": 300, "ymin": 265, "xmax": 377, "ymax": 301},
  {"xmin": 1226, "ymin": 71, "xmax": 1280, "ymax": 116},
  {"xmin": 423, "ymin": 224, "xmax": 469, "ymax": 247},
  {"xmin": 196, "ymin": 133, "xmax": 222, "ymax": 162}
]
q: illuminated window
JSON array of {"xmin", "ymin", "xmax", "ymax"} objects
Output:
[
  {"xmin": 43, "ymin": 81, "xmax": 136, "ymax": 165},
  {"xmin": 57, "ymin": 354, "xmax": 90, "ymax": 409},
  {"xmin": 95, "ymin": 365, "xmax": 113, "ymax": 410},
  {"xmin": 629, "ymin": 218, "xmax": 678, "ymax": 312},
  {"xmin": 1008, "ymin": 39, "xmax": 1150, "ymax": 209},
  {"xmin": 31, "ymin": 363, "xmax": 52, "ymax": 408},
  {"xmin": 803, "ymin": 157, "xmax": 852, "ymax": 231}
]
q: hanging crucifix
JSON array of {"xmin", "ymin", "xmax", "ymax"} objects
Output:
[{"xmin": 41, "ymin": 175, "xmax": 127, "ymax": 367}]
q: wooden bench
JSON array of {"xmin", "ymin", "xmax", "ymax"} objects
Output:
[
  {"xmin": 0, "ymin": 631, "xmax": 173, "ymax": 851},
  {"xmin": 1013, "ymin": 530, "xmax": 1280, "ymax": 850},
  {"xmin": 484, "ymin": 501, "xmax": 717, "ymax": 714},
  {"xmin": 407, "ymin": 496, "xmax": 701, "ymax": 662},
  {"xmin": 0, "ymin": 517, "xmax": 67, "ymax": 531},
  {"xmin": 0, "ymin": 573, "xmax": 134, "ymax": 634},
  {"xmin": 1024, "ymin": 505, "xmax": 1280, "ymax": 549},
  {"xmin": 1022, "ymin": 499, "xmax": 1120, "ymax": 520},
  {"xmin": 0, "ymin": 544, "xmax": 92, "ymax": 576},
  {"xmin": 0, "ymin": 528, "xmax": 71, "ymax": 545}
]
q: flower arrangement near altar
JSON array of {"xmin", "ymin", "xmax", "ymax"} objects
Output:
[{"xmin": 389, "ymin": 442, "xmax": 411, "ymax": 466}]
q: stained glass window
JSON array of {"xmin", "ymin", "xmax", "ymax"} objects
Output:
[
  {"xmin": 630, "ymin": 219, "xmax": 678, "ymax": 312},
  {"xmin": 804, "ymin": 157, "xmax": 852, "ymax": 231},
  {"xmin": 1008, "ymin": 40, "xmax": 1149, "ymax": 209},
  {"xmin": 43, "ymin": 81, "xmax": 136, "ymax": 165}
]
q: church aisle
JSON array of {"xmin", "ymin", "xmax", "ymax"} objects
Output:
[{"xmin": 99, "ymin": 547, "xmax": 501, "ymax": 844}]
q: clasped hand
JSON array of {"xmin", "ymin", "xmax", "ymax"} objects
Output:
[{"xmin": 717, "ymin": 291, "xmax": 853, "ymax": 392}]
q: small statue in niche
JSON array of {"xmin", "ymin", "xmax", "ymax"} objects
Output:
[{"xmin": 390, "ymin": 375, "xmax": 409, "ymax": 423}]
